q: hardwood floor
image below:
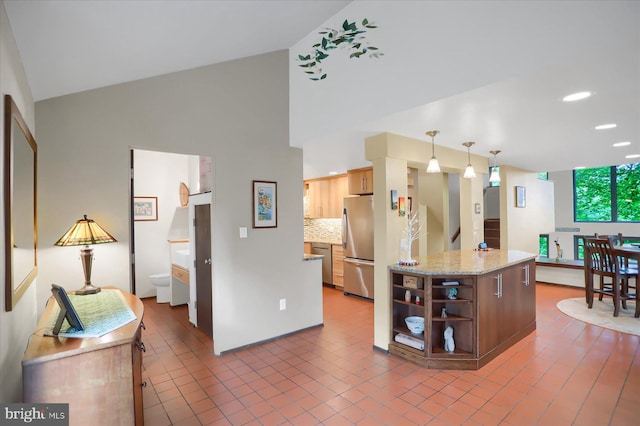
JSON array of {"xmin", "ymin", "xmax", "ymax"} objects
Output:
[{"xmin": 140, "ymin": 283, "xmax": 639, "ymax": 425}]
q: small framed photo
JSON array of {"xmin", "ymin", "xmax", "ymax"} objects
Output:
[
  {"xmin": 398, "ymin": 197, "xmax": 406, "ymax": 216},
  {"xmin": 253, "ymin": 180, "xmax": 277, "ymax": 228},
  {"xmin": 515, "ymin": 186, "xmax": 526, "ymax": 208},
  {"xmin": 133, "ymin": 196, "xmax": 158, "ymax": 221},
  {"xmin": 390, "ymin": 190, "xmax": 398, "ymax": 210}
]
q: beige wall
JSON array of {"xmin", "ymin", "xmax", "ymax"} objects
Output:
[
  {"xmin": 0, "ymin": 0, "xmax": 38, "ymax": 402},
  {"xmin": 500, "ymin": 165, "xmax": 555, "ymax": 253},
  {"xmin": 35, "ymin": 50, "xmax": 322, "ymax": 355}
]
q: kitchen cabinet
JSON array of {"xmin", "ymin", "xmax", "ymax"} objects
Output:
[
  {"xmin": 22, "ymin": 289, "xmax": 145, "ymax": 425},
  {"xmin": 347, "ymin": 167, "xmax": 374, "ymax": 195},
  {"xmin": 332, "ymin": 244, "xmax": 344, "ymax": 288},
  {"xmin": 304, "ymin": 242, "xmax": 312, "ymax": 254},
  {"xmin": 304, "ymin": 174, "xmax": 347, "ymax": 218},
  {"xmin": 477, "ymin": 259, "xmax": 535, "ymax": 356},
  {"xmin": 388, "ymin": 250, "xmax": 536, "ymax": 370}
]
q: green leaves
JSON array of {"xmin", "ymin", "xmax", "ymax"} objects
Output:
[{"xmin": 297, "ymin": 17, "xmax": 383, "ymax": 81}]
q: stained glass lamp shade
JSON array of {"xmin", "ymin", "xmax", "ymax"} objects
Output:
[{"xmin": 54, "ymin": 215, "xmax": 117, "ymax": 295}]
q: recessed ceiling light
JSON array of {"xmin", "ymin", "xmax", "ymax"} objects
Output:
[
  {"xmin": 595, "ymin": 123, "xmax": 616, "ymax": 130},
  {"xmin": 625, "ymin": 154, "xmax": 640, "ymax": 159},
  {"xmin": 613, "ymin": 141, "xmax": 631, "ymax": 147},
  {"xmin": 562, "ymin": 91, "xmax": 591, "ymax": 102}
]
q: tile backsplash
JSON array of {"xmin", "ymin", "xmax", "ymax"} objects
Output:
[{"xmin": 304, "ymin": 218, "xmax": 342, "ymax": 242}]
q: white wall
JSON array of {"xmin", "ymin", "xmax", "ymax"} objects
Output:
[
  {"xmin": 0, "ymin": 0, "xmax": 38, "ymax": 402},
  {"xmin": 133, "ymin": 149, "xmax": 193, "ymax": 299},
  {"xmin": 35, "ymin": 50, "xmax": 322, "ymax": 355},
  {"xmin": 548, "ymin": 169, "xmax": 639, "ymax": 259}
]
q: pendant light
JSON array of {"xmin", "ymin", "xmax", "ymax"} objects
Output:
[
  {"xmin": 489, "ymin": 150, "xmax": 501, "ymax": 183},
  {"xmin": 425, "ymin": 130, "xmax": 441, "ymax": 173},
  {"xmin": 462, "ymin": 141, "xmax": 476, "ymax": 178}
]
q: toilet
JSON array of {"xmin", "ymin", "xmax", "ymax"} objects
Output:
[{"xmin": 149, "ymin": 273, "xmax": 170, "ymax": 303}]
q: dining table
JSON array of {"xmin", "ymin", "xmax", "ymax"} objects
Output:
[{"xmin": 614, "ymin": 244, "xmax": 640, "ymax": 262}]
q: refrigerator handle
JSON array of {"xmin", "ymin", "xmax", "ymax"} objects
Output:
[{"xmin": 341, "ymin": 208, "xmax": 347, "ymax": 249}]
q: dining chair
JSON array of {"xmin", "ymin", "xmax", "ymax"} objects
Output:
[{"xmin": 584, "ymin": 237, "xmax": 636, "ymax": 317}]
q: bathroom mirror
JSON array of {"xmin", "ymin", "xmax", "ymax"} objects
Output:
[{"xmin": 4, "ymin": 95, "xmax": 37, "ymax": 311}]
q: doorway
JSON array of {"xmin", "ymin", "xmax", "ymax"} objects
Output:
[{"xmin": 130, "ymin": 149, "xmax": 213, "ymax": 335}]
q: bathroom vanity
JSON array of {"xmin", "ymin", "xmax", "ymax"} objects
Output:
[
  {"xmin": 169, "ymin": 240, "xmax": 190, "ymax": 306},
  {"xmin": 388, "ymin": 249, "xmax": 536, "ymax": 370}
]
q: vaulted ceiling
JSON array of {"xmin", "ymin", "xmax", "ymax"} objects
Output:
[{"xmin": 5, "ymin": 0, "xmax": 639, "ymax": 179}]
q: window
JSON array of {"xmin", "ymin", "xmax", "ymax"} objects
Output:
[
  {"xmin": 573, "ymin": 163, "xmax": 640, "ymax": 222},
  {"xmin": 575, "ymin": 236, "xmax": 586, "ymax": 260},
  {"xmin": 537, "ymin": 172, "xmax": 548, "ymax": 180},
  {"xmin": 539, "ymin": 234, "xmax": 549, "ymax": 257}
]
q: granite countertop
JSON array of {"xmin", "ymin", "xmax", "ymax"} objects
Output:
[
  {"xmin": 389, "ymin": 249, "xmax": 537, "ymax": 275},
  {"xmin": 304, "ymin": 254, "xmax": 324, "ymax": 261}
]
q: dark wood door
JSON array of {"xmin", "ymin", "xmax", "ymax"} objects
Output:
[{"xmin": 195, "ymin": 204, "xmax": 213, "ymax": 338}]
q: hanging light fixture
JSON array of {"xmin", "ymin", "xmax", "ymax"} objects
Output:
[
  {"xmin": 425, "ymin": 130, "xmax": 441, "ymax": 173},
  {"xmin": 489, "ymin": 150, "xmax": 501, "ymax": 183},
  {"xmin": 462, "ymin": 142, "xmax": 476, "ymax": 178}
]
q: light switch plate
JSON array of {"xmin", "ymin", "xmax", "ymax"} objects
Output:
[{"xmin": 239, "ymin": 227, "xmax": 248, "ymax": 238}]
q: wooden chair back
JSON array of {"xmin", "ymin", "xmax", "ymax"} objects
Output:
[{"xmin": 584, "ymin": 237, "xmax": 618, "ymax": 276}]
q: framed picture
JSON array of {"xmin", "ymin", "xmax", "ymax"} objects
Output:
[
  {"xmin": 515, "ymin": 186, "xmax": 526, "ymax": 208},
  {"xmin": 51, "ymin": 284, "xmax": 85, "ymax": 335},
  {"xmin": 398, "ymin": 196, "xmax": 406, "ymax": 216},
  {"xmin": 133, "ymin": 196, "xmax": 158, "ymax": 221},
  {"xmin": 390, "ymin": 190, "xmax": 398, "ymax": 210},
  {"xmin": 253, "ymin": 180, "xmax": 277, "ymax": 228}
]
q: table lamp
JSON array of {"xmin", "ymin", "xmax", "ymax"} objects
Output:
[{"xmin": 54, "ymin": 215, "xmax": 117, "ymax": 295}]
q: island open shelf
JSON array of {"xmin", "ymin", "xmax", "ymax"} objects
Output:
[{"xmin": 389, "ymin": 249, "xmax": 536, "ymax": 370}]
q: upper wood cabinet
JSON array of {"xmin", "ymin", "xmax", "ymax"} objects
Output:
[
  {"xmin": 304, "ymin": 174, "xmax": 347, "ymax": 218},
  {"xmin": 347, "ymin": 167, "xmax": 373, "ymax": 195}
]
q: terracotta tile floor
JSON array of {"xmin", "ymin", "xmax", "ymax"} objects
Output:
[{"xmin": 140, "ymin": 284, "xmax": 639, "ymax": 425}]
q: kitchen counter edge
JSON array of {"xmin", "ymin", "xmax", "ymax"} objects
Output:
[{"xmin": 388, "ymin": 249, "xmax": 537, "ymax": 275}]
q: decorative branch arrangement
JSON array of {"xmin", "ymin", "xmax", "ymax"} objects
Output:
[
  {"xmin": 399, "ymin": 212, "xmax": 421, "ymax": 266},
  {"xmin": 297, "ymin": 18, "xmax": 383, "ymax": 81}
]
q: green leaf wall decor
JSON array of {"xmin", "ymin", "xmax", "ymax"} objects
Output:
[{"xmin": 297, "ymin": 18, "xmax": 384, "ymax": 81}]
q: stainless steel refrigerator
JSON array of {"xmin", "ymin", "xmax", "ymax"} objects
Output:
[{"xmin": 342, "ymin": 195, "xmax": 374, "ymax": 299}]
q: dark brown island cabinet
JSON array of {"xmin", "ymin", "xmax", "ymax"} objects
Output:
[{"xmin": 389, "ymin": 250, "xmax": 536, "ymax": 370}]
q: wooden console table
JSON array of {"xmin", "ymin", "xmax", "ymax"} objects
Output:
[{"xmin": 22, "ymin": 288, "xmax": 145, "ymax": 425}]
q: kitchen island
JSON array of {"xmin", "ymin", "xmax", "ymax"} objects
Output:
[{"xmin": 389, "ymin": 249, "xmax": 536, "ymax": 370}]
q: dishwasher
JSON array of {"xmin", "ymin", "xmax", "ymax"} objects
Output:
[{"xmin": 311, "ymin": 242, "xmax": 332, "ymax": 285}]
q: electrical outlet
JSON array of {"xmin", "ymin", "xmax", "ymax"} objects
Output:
[{"xmin": 279, "ymin": 298, "xmax": 286, "ymax": 311}]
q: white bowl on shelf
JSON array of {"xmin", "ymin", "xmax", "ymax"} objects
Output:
[{"xmin": 405, "ymin": 316, "xmax": 424, "ymax": 334}]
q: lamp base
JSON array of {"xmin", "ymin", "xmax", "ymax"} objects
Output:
[{"xmin": 75, "ymin": 284, "xmax": 101, "ymax": 295}]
